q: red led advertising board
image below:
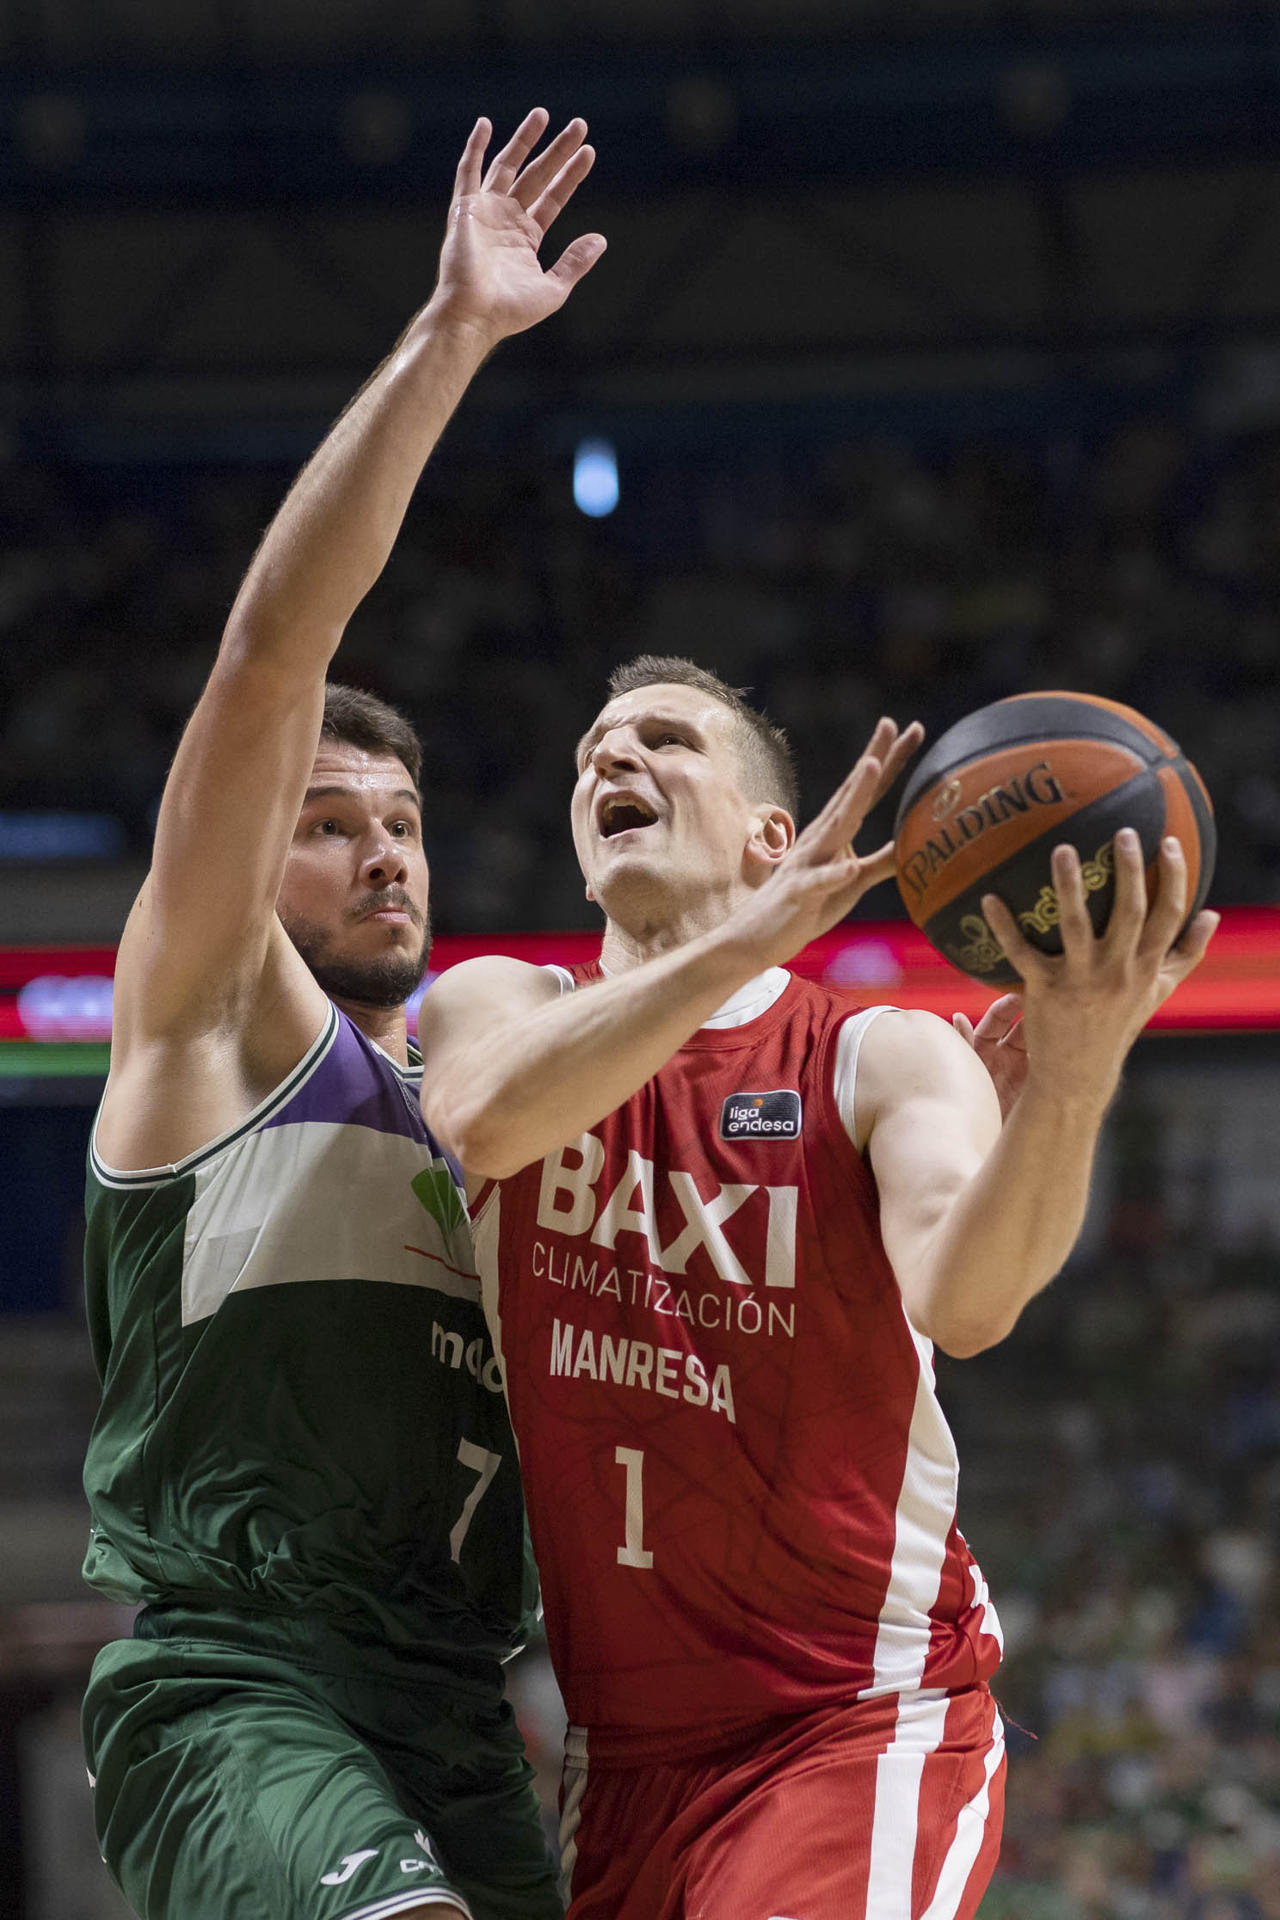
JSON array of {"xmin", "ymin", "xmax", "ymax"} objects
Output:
[{"xmin": 2, "ymin": 909, "xmax": 1278, "ymax": 1064}]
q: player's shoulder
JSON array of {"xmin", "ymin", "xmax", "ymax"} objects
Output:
[
  {"xmin": 420, "ymin": 954, "xmax": 564, "ymax": 1021},
  {"xmin": 857, "ymin": 1003, "xmax": 994, "ymax": 1108}
]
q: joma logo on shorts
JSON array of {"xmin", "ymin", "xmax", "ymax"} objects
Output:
[{"xmin": 537, "ymin": 1137, "xmax": 797, "ymax": 1289}]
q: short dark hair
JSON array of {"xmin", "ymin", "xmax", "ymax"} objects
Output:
[
  {"xmin": 606, "ymin": 654, "xmax": 798, "ymax": 819},
  {"xmin": 320, "ymin": 683, "xmax": 422, "ymax": 794}
]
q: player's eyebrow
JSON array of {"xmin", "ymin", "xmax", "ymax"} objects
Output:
[
  {"xmin": 575, "ymin": 710, "xmax": 701, "ymax": 767},
  {"xmin": 303, "ymin": 784, "xmax": 421, "ymax": 812}
]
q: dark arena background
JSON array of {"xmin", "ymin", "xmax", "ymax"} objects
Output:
[{"xmin": 3, "ymin": 1, "xmax": 1280, "ymax": 1915}]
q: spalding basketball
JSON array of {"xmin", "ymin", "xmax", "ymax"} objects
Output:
[{"xmin": 893, "ymin": 692, "xmax": 1216, "ymax": 986}]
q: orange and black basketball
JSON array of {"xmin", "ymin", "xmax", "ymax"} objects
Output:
[{"xmin": 893, "ymin": 692, "xmax": 1216, "ymax": 986}]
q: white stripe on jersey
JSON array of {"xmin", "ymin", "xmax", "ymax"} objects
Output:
[
  {"xmin": 863, "ymin": 1690, "xmax": 952, "ymax": 1920},
  {"xmin": 860, "ymin": 1326, "xmax": 960, "ymax": 1697},
  {"xmin": 180, "ymin": 1123, "xmax": 478, "ymax": 1326},
  {"xmin": 966, "ymin": 1553, "xmax": 1005, "ymax": 1657},
  {"xmin": 919, "ymin": 1708, "xmax": 1006, "ymax": 1920}
]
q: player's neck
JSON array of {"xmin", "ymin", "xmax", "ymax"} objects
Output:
[
  {"xmin": 334, "ymin": 998, "xmax": 411, "ymax": 1065},
  {"xmin": 597, "ymin": 889, "xmax": 743, "ymax": 973}
]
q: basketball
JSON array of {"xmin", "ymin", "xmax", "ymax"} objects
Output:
[{"xmin": 893, "ymin": 692, "xmax": 1216, "ymax": 986}]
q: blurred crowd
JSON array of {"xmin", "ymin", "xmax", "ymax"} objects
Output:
[
  {"xmin": 1, "ymin": 413, "xmax": 1279, "ymax": 927},
  {"xmin": 950, "ymin": 1186, "xmax": 1280, "ymax": 1920}
]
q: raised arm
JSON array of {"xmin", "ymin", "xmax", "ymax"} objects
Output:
[
  {"xmin": 420, "ymin": 721, "xmax": 920, "ymax": 1177},
  {"xmin": 108, "ymin": 111, "xmax": 603, "ymax": 1051},
  {"xmin": 860, "ymin": 830, "xmax": 1218, "ymax": 1357}
]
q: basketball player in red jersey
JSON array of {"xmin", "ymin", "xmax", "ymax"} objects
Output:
[{"xmin": 417, "ymin": 657, "xmax": 1217, "ymax": 1920}]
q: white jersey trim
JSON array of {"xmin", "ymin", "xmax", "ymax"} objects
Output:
[
  {"xmin": 89, "ymin": 1003, "xmax": 339, "ymax": 1190},
  {"xmin": 338, "ymin": 1892, "xmax": 476, "ymax": 1920},
  {"xmin": 832, "ymin": 1003, "xmax": 905, "ymax": 1148},
  {"xmin": 859, "ymin": 1321, "xmax": 964, "ymax": 1698},
  {"xmin": 544, "ymin": 961, "xmax": 793, "ymax": 1029}
]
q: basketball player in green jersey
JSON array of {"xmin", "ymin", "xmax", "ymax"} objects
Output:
[{"xmin": 81, "ymin": 113, "xmax": 605, "ymax": 1920}]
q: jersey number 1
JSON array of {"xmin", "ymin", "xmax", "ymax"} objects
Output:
[{"xmin": 614, "ymin": 1446, "xmax": 654, "ymax": 1569}]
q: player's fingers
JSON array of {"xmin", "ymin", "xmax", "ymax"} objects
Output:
[
  {"xmin": 981, "ymin": 891, "xmax": 1041, "ymax": 982},
  {"xmin": 545, "ymin": 231, "xmax": 608, "ymax": 296},
  {"xmin": 530, "ymin": 145, "xmax": 597, "ymax": 233},
  {"xmin": 514, "ymin": 118, "xmax": 588, "ymax": 211},
  {"xmin": 952, "ymin": 1011, "xmax": 976, "ymax": 1046},
  {"xmin": 482, "ymin": 107, "xmax": 550, "ymax": 193},
  {"xmin": 973, "ymin": 992, "xmax": 1025, "ymax": 1045},
  {"xmin": 824, "ymin": 754, "xmax": 885, "ymax": 849},
  {"xmin": 1052, "ymin": 843, "xmax": 1095, "ymax": 957},
  {"xmin": 1103, "ymin": 827, "xmax": 1148, "ymax": 956},
  {"xmin": 454, "ymin": 117, "xmax": 491, "ymax": 199},
  {"xmin": 1138, "ymin": 836, "xmax": 1189, "ymax": 961},
  {"xmin": 851, "ymin": 839, "xmax": 897, "ymax": 893},
  {"xmin": 871, "ymin": 720, "xmax": 924, "ymax": 807},
  {"xmin": 1163, "ymin": 906, "xmax": 1220, "ymax": 978},
  {"xmin": 809, "ymin": 717, "xmax": 907, "ymax": 842},
  {"xmin": 799, "ymin": 752, "xmax": 878, "ymax": 848}
]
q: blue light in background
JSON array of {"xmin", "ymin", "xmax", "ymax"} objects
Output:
[
  {"xmin": 0, "ymin": 811, "xmax": 125, "ymax": 860},
  {"xmin": 573, "ymin": 438, "xmax": 619, "ymax": 517}
]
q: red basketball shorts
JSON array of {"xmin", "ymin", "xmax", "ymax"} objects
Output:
[{"xmin": 559, "ymin": 1685, "xmax": 1005, "ymax": 1920}]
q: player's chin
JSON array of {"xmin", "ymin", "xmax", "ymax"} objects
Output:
[{"xmin": 589, "ymin": 846, "xmax": 668, "ymax": 902}]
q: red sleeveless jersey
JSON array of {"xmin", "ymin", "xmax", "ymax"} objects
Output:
[{"xmin": 472, "ymin": 967, "xmax": 1002, "ymax": 1762}]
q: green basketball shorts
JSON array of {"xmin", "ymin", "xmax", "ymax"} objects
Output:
[{"xmin": 82, "ymin": 1629, "xmax": 561, "ymax": 1920}]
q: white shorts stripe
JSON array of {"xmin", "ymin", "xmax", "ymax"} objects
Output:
[
  {"xmin": 863, "ymin": 1692, "xmax": 952, "ymax": 1920},
  {"xmin": 918, "ymin": 1708, "xmax": 1005, "ymax": 1920},
  {"xmin": 559, "ymin": 1726, "xmax": 591, "ymax": 1907}
]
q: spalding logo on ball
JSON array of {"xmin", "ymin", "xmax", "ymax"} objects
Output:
[{"xmin": 893, "ymin": 692, "xmax": 1216, "ymax": 986}]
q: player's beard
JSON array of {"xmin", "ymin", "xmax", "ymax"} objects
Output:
[{"xmin": 280, "ymin": 895, "xmax": 432, "ymax": 1010}]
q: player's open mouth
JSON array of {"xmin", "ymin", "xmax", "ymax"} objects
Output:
[{"xmin": 598, "ymin": 795, "xmax": 659, "ymax": 838}]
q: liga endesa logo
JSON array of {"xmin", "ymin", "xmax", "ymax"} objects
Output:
[{"xmin": 719, "ymin": 1090, "xmax": 802, "ymax": 1141}]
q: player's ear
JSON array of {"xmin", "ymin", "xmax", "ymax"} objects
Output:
[{"xmin": 745, "ymin": 804, "xmax": 794, "ymax": 876}]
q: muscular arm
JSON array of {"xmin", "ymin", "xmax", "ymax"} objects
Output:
[
  {"xmin": 420, "ymin": 939, "xmax": 769, "ymax": 1179},
  {"xmin": 858, "ymin": 1012, "xmax": 1097, "ymax": 1356},
  {"xmin": 420, "ymin": 726, "xmax": 917, "ymax": 1176},
  {"xmin": 860, "ymin": 830, "xmax": 1219, "ymax": 1357},
  {"xmin": 116, "ymin": 113, "xmax": 603, "ymax": 1054},
  {"xmin": 129, "ymin": 315, "xmax": 495, "ymax": 1039}
]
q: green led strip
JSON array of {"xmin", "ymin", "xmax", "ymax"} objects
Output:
[{"xmin": 0, "ymin": 1042, "xmax": 111, "ymax": 1076}]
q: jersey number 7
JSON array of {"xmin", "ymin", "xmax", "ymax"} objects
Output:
[{"xmin": 450, "ymin": 1438, "xmax": 503, "ymax": 1562}]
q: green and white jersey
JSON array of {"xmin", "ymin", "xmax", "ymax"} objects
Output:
[{"xmin": 82, "ymin": 1002, "xmax": 538, "ymax": 1676}]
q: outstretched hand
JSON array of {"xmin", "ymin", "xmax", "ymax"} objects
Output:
[
  {"xmin": 980, "ymin": 829, "xmax": 1218, "ymax": 1113},
  {"xmin": 428, "ymin": 110, "xmax": 606, "ymax": 351},
  {"xmin": 729, "ymin": 716, "xmax": 925, "ymax": 971}
]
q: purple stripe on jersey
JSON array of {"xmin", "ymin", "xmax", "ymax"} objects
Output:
[{"xmin": 261, "ymin": 1005, "xmax": 442, "ymax": 1151}]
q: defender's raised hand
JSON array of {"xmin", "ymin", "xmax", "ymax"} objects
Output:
[{"xmin": 429, "ymin": 111, "xmax": 606, "ymax": 350}]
